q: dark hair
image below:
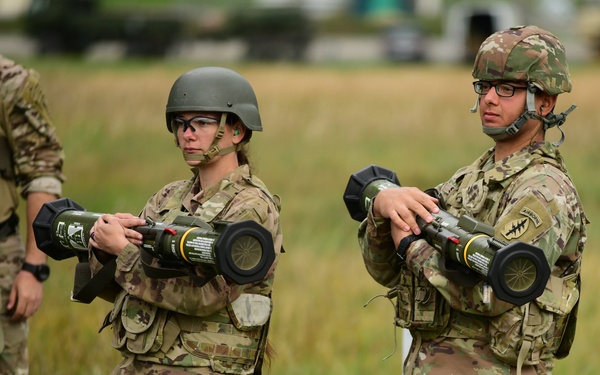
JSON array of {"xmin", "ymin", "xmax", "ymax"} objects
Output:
[{"xmin": 237, "ymin": 146, "xmax": 250, "ymax": 167}]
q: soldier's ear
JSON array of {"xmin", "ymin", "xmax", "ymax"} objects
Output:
[
  {"xmin": 539, "ymin": 93, "xmax": 556, "ymax": 116},
  {"xmin": 232, "ymin": 126, "xmax": 245, "ymax": 144}
]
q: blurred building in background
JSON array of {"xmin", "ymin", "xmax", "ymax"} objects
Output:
[
  {"xmin": 0, "ymin": 0, "xmax": 597, "ymax": 63},
  {"xmin": 350, "ymin": 0, "xmax": 586, "ymax": 63}
]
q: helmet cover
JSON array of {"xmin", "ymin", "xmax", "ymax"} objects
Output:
[{"xmin": 472, "ymin": 25, "xmax": 572, "ymax": 95}]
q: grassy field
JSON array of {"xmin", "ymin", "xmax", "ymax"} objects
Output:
[{"xmin": 13, "ymin": 58, "xmax": 600, "ymax": 374}]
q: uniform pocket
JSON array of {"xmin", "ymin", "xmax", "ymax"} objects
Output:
[
  {"xmin": 489, "ymin": 303, "xmax": 554, "ymax": 366},
  {"xmin": 179, "ymin": 321, "xmax": 261, "ymax": 366},
  {"xmin": 227, "ymin": 294, "xmax": 271, "ymax": 331},
  {"xmin": 489, "ymin": 274, "xmax": 579, "ymax": 366},
  {"xmin": 111, "ymin": 295, "xmax": 165, "ymax": 354},
  {"xmin": 394, "ymin": 266, "xmax": 450, "ymax": 330}
]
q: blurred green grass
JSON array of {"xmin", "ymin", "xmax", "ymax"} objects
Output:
[{"xmin": 15, "ymin": 58, "xmax": 600, "ymax": 374}]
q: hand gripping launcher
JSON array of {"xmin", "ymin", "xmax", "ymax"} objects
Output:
[{"xmin": 343, "ymin": 165, "xmax": 551, "ymax": 306}]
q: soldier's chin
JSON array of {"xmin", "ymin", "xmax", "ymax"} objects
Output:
[
  {"xmin": 481, "ymin": 125, "xmax": 510, "ymax": 141},
  {"xmin": 182, "ymin": 152, "xmax": 205, "ymax": 166},
  {"xmin": 185, "ymin": 159, "xmax": 201, "ymax": 167}
]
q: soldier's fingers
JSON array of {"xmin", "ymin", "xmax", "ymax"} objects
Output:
[
  {"xmin": 101, "ymin": 213, "xmax": 116, "ymax": 224},
  {"xmin": 421, "ymin": 196, "xmax": 440, "ymax": 214},
  {"xmin": 389, "ymin": 208, "xmax": 421, "ymax": 235},
  {"xmin": 120, "ymin": 218, "xmax": 146, "ymax": 229},
  {"xmin": 414, "ymin": 206, "xmax": 435, "ymax": 224},
  {"xmin": 9, "ymin": 299, "xmax": 26, "ymax": 322},
  {"xmin": 389, "ymin": 214, "xmax": 411, "ymax": 233},
  {"xmin": 24, "ymin": 300, "xmax": 41, "ymax": 319},
  {"xmin": 114, "ymin": 212, "xmax": 137, "ymax": 220},
  {"xmin": 6, "ymin": 285, "xmax": 17, "ymax": 311},
  {"xmin": 125, "ymin": 229, "xmax": 143, "ymax": 244}
]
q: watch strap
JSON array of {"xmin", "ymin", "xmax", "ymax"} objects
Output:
[
  {"xmin": 396, "ymin": 234, "xmax": 422, "ymax": 261},
  {"xmin": 21, "ymin": 262, "xmax": 49, "ymax": 281}
]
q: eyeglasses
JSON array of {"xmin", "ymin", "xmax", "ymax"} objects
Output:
[
  {"xmin": 171, "ymin": 116, "xmax": 220, "ymax": 133},
  {"xmin": 472, "ymin": 81, "xmax": 528, "ymax": 98}
]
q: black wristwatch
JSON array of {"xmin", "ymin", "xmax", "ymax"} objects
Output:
[
  {"xmin": 396, "ymin": 234, "xmax": 422, "ymax": 261},
  {"xmin": 21, "ymin": 262, "xmax": 50, "ymax": 282}
]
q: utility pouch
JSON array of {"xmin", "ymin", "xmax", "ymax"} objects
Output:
[
  {"xmin": 111, "ymin": 295, "xmax": 165, "ymax": 355},
  {"xmin": 488, "ymin": 273, "xmax": 579, "ymax": 366},
  {"xmin": 555, "ymin": 299, "xmax": 578, "ymax": 359},
  {"xmin": 394, "ymin": 266, "xmax": 450, "ymax": 330},
  {"xmin": 489, "ymin": 302, "xmax": 552, "ymax": 366},
  {"xmin": 227, "ymin": 294, "xmax": 271, "ymax": 331},
  {"xmin": 178, "ymin": 314, "xmax": 262, "ymax": 371}
]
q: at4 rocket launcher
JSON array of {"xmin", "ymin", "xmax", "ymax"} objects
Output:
[{"xmin": 33, "ymin": 198, "xmax": 275, "ymax": 286}]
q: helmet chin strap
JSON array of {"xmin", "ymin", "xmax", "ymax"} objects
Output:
[
  {"xmin": 470, "ymin": 83, "xmax": 577, "ymax": 146},
  {"xmin": 177, "ymin": 113, "xmax": 242, "ymax": 164}
]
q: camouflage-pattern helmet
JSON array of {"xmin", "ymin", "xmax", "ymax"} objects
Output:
[
  {"xmin": 472, "ymin": 25, "xmax": 572, "ymax": 96},
  {"xmin": 166, "ymin": 67, "xmax": 262, "ymax": 132}
]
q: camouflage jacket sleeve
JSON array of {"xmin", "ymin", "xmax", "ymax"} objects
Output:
[
  {"xmin": 111, "ymin": 187, "xmax": 281, "ymax": 317},
  {"xmin": 358, "ymin": 205, "xmax": 403, "ymax": 288},
  {"xmin": 3, "ymin": 63, "xmax": 65, "ymax": 196},
  {"xmin": 404, "ymin": 163, "xmax": 585, "ymax": 316}
]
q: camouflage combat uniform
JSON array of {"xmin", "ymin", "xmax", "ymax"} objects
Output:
[
  {"xmin": 90, "ymin": 164, "xmax": 282, "ymax": 375},
  {"xmin": 359, "ymin": 142, "xmax": 587, "ymax": 374},
  {"xmin": 0, "ymin": 55, "xmax": 64, "ymax": 373}
]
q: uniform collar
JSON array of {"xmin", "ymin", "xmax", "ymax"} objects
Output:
[
  {"xmin": 482, "ymin": 141, "xmax": 561, "ymax": 185},
  {"xmin": 189, "ymin": 164, "xmax": 251, "ymax": 206}
]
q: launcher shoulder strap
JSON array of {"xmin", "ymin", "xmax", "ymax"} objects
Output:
[{"xmin": 70, "ymin": 258, "xmax": 118, "ymax": 304}]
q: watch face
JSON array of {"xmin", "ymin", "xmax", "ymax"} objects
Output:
[
  {"xmin": 22, "ymin": 263, "xmax": 50, "ymax": 282},
  {"xmin": 37, "ymin": 265, "xmax": 50, "ymax": 281}
]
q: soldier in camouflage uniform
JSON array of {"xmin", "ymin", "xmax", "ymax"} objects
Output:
[
  {"xmin": 359, "ymin": 26, "xmax": 587, "ymax": 374},
  {"xmin": 0, "ymin": 55, "xmax": 65, "ymax": 373},
  {"xmin": 88, "ymin": 67, "xmax": 283, "ymax": 375}
]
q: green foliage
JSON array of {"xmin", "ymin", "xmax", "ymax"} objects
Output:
[{"xmin": 22, "ymin": 60, "xmax": 600, "ymax": 375}]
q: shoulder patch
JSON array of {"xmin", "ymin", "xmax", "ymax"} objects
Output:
[
  {"xmin": 501, "ymin": 217, "xmax": 529, "ymax": 240},
  {"xmin": 497, "ymin": 195, "xmax": 552, "ymax": 243},
  {"xmin": 519, "ymin": 206, "xmax": 543, "ymax": 227}
]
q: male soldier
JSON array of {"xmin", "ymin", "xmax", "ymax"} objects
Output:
[
  {"xmin": 359, "ymin": 26, "xmax": 587, "ymax": 374},
  {"xmin": 0, "ymin": 55, "xmax": 65, "ymax": 373}
]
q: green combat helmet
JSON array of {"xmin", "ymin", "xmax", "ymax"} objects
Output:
[
  {"xmin": 166, "ymin": 66, "xmax": 262, "ymax": 164},
  {"xmin": 470, "ymin": 25, "xmax": 576, "ymax": 145}
]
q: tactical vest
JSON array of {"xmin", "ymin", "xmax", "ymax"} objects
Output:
[
  {"xmin": 396, "ymin": 148, "xmax": 583, "ymax": 373},
  {"xmin": 108, "ymin": 172, "xmax": 279, "ymax": 374}
]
